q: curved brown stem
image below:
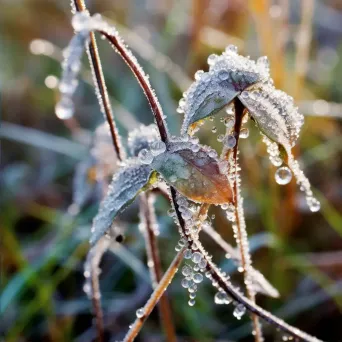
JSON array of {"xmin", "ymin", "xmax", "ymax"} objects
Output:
[
  {"xmin": 123, "ymin": 248, "xmax": 184, "ymax": 342},
  {"xmin": 139, "ymin": 193, "xmax": 177, "ymax": 342}
]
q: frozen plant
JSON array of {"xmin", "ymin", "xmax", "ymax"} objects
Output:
[{"xmin": 55, "ymin": 2, "xmax": 323, "ymax": 342}]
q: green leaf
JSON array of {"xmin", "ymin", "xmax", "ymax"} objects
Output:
[
  {"xmin": 90, "ymin": 162, "xmax": 155, "ymax": 245},
  {"xmin": 152, "ymin": 141, "xmax": 233, "ymax": 204}
]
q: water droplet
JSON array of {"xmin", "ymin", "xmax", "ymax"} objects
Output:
[
  {"xmin": 240, "ymin": 128, "xmax": 249, "ymax": 139},
  {"xmin": 275, "ymin": 166, "xmax": 292, "ymax": 185},
  {"xmin": 181, "ymin": 278, "xmax": 190, "ymax": 288},
  {"xmin": 189, "ymin": 292, "xmax": 196, "ymax": 299},
  {"xmin": 136, "ymin": 307, "xmax": 144, "ymax": 318},
  {"xmin": 138, "ymin": 149, "xmax": 154, "ymax": 165},
  {"xmin": 191, "ymin": 252, "xmax": 202, "ymax": 264},
  {"xmin": 217, "ymin": 134, "xmax": 225, "ymax": 142},
  {"xmin": 224, "ymin": 135, "xmax": 236, "ymax": 149},
  {"xmin": 192, "ymin": 273, "xmax": 203, "ymax": 283},
  {"xmin": 211, "ymin": 126, "xmax": 217, "ymax": 133},
  {"xmin": 194, "ymin": 70, "xmax": 204, "ymax": 80},
  {"xmin": 167, "ymin": 208, "xmax": 175, "ymax": 216},
  {"xmin": 214, "ymin": 291, "xmax": 231, "ymax": 304},
  {"xmin": 188, "ymin": 299, "xmax": 196, "ymax": 306},
  {"xmin": 199, "ymin": 259, "xmax": 207, "ymax": 269},
  {"xmin": 150, "ymin": 140, "xmax": 166, "ymax": 156},
  {"xmin": 225, "ymin": 44, "xmax": 238, "ymax": 54},
  {"xmin": 169, "ymin": 175, "xmax": 177, "ymax": 183},
  {"xmin": 226, "ymin": 106, "xmax": 234, "ymax": 115},
  {"xmin": 55, "ymin": 97, "xmax": 74, "ymax": 120},
  {"xmin": 218, "ymin": 70, "xmax": 229, "ymax": 81},
  {"xmin": 208, "ymin": 54, "xmax": 218, "ymax": 65},
  {"xmin": 224, "ymin": 117, "xmax": 235, "ymax": 129},
  {"xmin": 182, "ymin": 266, "xmax": 192, "ymax": 277},
  {"xmin": 184, "ymin": 249, "xmax": 192, "ymax": 259},
  {"xmin": 233, "ymin": 304, "xmax": 246, "ymax": 320}
]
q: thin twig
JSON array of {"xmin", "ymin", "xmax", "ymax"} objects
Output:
[
  {"xmin": 100, "ymin": 31, "xmax": 169, "ymax": 143},
  {"xmin": 139, "ymin": 193, "xmax": 177, "ymax": 342},
  {"xmin": 123, "ymin": 248, "xmax": 185, "ymax": 342},
  {"xmin": 232, "ymin": 98, "xmax": 263, "ymax": 341},
  {"xmin": 73, "ymin": 0, "xmax": 123, "ymax": 160}
]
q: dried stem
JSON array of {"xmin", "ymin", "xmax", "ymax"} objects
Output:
[
  {"xmin": 123, "ymin": 248, "xmax": 185, "ymax": 342},
  {"xmin": 72, "ymin": 2, "xmax": 123, "ymax": 341},
  {"xmin": 98, "ymin": 30, "xmax": 169, "ymax": 143},
  {"xmin": 139, "ymin": 193, "xmax": 177, "ymax": 342},
  {"xmin": 231, "ymin": 98, "xmax": 263, "ymax": 341},
  {"xmin": 73, "ymin": 0, "xmax": 123, "ymax": 160}
]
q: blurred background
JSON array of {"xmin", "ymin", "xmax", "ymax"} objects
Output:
[{"xmin": 1, "ymin": 0, "xmax": 342, "ymax": 341}]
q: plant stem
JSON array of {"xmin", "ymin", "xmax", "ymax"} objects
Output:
[
  {"xmin": 100, "ymin": 31, "xmax": 169, "ymax": 143},
  {"xmin": 232, "ymin": 98, "xmax": 263, "ymax": 342},
  {"xmin": 72, "ymin": 2, "xmax": 124, "ymax": 341},
  {"xmin": 139, "ymin": 193, "xmax": 177, "ymax": 342},
  {"xmin": 73, "ymin": 0, "xmax": 123, "ymax": 160},
  {"xmin": 123, "ymin": 248, "xmax": 185, "ymax": 342}
]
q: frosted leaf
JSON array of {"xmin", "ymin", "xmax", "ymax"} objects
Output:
[
  {"xmin": 151, "ymin": 140, "xmax": 233, "ymax": 204},
  {"xmin": 90, "ymin": 162, "xmax": 154, "ymax": 245},
  {"xmin": 239, "ymin": 82, "xmax": 304, "ymax": 148},
  {"xmin": 181, "ymin": 47, "xmax": 269, "ymax": 134},
  {"xmin": 127, "ymin": 124, "xmax": 159, "ymax": 157}
]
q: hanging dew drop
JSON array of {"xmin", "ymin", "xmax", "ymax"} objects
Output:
[
  {"xmin": 55, "ymin": 97, "xmax": 74, "ymax": 120},
  {"xmin": 224, "ymin": 135, "xmax": 236, "ymax": 149},
  {"xmin": 181, "ymin": 278, "xmax": 190, "ymax": 288},
  {"xmin": 240, "ymin": 128, "xmax": 249, "ymax": 139},
  {"xmin": 188, "ymin": 299, "xmax": 196, "ymax": 306},
  {"xmin": 275, "ymin": 166, "xmax": 292, "ymax": 185},
  {"xmin": 136, "ymin": 308, "xmax": 144, "ymax": 318},
  {"xmin": 191, "ymin": 252, "xmax": 202, "ymax": 264},
  {"xmin": 233, "ymin": 304, "xmax": 246, "ymax": 320},
  {"xmin": 182, "ymin": 266, "xmax": 192, "ymax": 277},
  {"xmin": 184, "ymin": 249, "xmax": 192, "ymax": 259},
  {"xmin": 192, "ymin": 273, "xmax": 203, "ymax": 283}
]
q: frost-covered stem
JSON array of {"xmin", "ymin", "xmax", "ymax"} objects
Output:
[
  {"xmin": 231, "ymin": 98, "xmax": 263, "ymax": 342},
  {"xmin": 100, "ymin": 31, "xmax": 169, "ymax": 143},
  {"xmin": 72, "ymin": 2, "xmax": 123, "ymax": 340},
  {"xmin": 73, "ymin": 0, "xmax": 124, "ymax": 160},
  {"xmin": 139, "ymin": 193, "xmax": 177, "ymax": 342},
  {"xmin": 123, "ymin": 248, "xmax": 184, "ymax": 342}
]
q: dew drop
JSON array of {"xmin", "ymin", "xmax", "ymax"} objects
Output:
[
  {"xmin": 217, "ymin": 134, "xmax": 225, "ymax": 142},
  {"xmin": 191, "ymin": 252, "xmax": 202, "ymax": 264},
  {"xmin": 224, "ymin": 117, "xmax": 235, "ymax": 129},
  {"xmin": 211, "ymin": 126, "xmax": 217, "ymax": 133},
  {"xmin": 181, "ymin": 278, "xmax": 190, "ymax": 288},
  {"xmin": 225, "ymin": 44, "xmax": 238, "ymax": 54},
  {"xmin": 214, "ymin": 291, "xmax": 231, "ymax": 304},
  {"xmin": 55, "ymin": 97, "xmax": 74, "ymax": 120},
  {"xmin": 136, "ymin": 308, "xmax": 144, "ymax": 318},
  {"xmin": 188, "ymin": 299, "xmax": 196, "ymax": 306},
  {"xmin": 192, "ymin": 273, "xmax": 203, "ymax": 283},
  {"xmin": 194, "ymin": 70, "xmax": 204, "ymax": 80},
  {"xmin": 207, "ymin": 54, "xmax": 218, "ymax": 65},
  {"xmin": 150, "ymin": 140, "xmax": 166, "ymax": 156},
  {"xmin": 138, "ymin": 149, "xmax": 154, "ymax": 165},
  {"xmin": 275, "ymin": 166, "xmax": 292, "ymax": 185},
  {"xmin": 240, "ymin": 128, "xmax": 249, "ymax": 139},
  {"xmin": 218, "ymin": 70, "xmax": 229, "ymax": 81},
  {"xmin": 184, "ymin": 249, "xmax": 192, "ymax": 259},
  {"xmin": 224, "ymin": 135, "xmax": 236, "ymax": 149},
  {"xmin": 233, "ymin": 304, "xmax": 246, "ymax": 320},
  {"xmin": 182, "ymin": 266, "xmax": 192, "ymax": 277}
]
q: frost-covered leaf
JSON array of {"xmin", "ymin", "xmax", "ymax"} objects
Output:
[
  {"xmin": 239, "ymin": 82, "xmax": 304, "ymax": 149},
  {"xmin": 127, "ymin": 124, "xmax": 159, "ymax": 157},
  {"xmin": 152, "ymin": 139, "xmax": 233, "ymax": 204},
  {"xmin": 180, "ymin": 46, "xmax": 269, "ymax": 134},
  {"xmin": 90, "ymin": 162, "xmax": 155, "ymax": 245}
]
